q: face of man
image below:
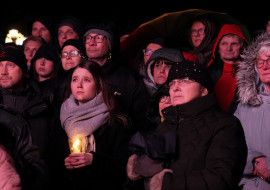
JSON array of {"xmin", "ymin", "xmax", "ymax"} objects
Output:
[
  {"xmin": 24, "ymin": 40, "xmax": 42, "ymax": 66},
  {"xmin": 58, "ymin": 25, "xmax": 79, "ymax": 48},
  {"xmin": 0, "ymin": 61, "xmax": 24, "ymax": 89},
  {"xmin": 84, "ymin": 33, "xmax": 110, "ymax": 66},
  {"xmin": 32, "ymin": 21, "xmax": 52, "ymax": 44},
  {"xmin": 169, "ymin": 78, "xmax": 208, "ymax": 106},
  {"xmin": 218, "ymin": 35, "xmax": 242, "ymax": 64},
  {"xmin": 143, "ymin": 43, "xmax": 162, "ymax": 64}
]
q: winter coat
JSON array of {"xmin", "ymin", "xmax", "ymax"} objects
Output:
[
  {"xmin": 0, "ymin": 105, "xmax": 49, "ymax": 190},
  {"xmin": 0, "ymin": 79, "xmax": 66, "ymax": 189},
  {"xmin": 65, "ymin": 118, "xmax": 132, "ymax": 190},
  {"xmin": 207, "ymin": 24, "xmax": 249, "ymax": 113},
  {"xmin": 158, "ymin": 93, "xmax": 247, "ymax": 190},
  {"xmin": 0, "ymin": 144, "xmax": 21, "ymax": 190},
  {"xmin": 101, "ymin": 58, "xmax": 150, "ymax": 132},
  {"xmin": 234, "ymin": 32, "xmax": 270, "ymax": 190}
]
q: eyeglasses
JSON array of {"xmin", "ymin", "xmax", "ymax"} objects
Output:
[
  {"xmin": 60, "ymin": 50, "xmax": 80, "ymax": 58},
  {"xmin": 256, "ymin": 57, "xmax": 270, "ymax": 68},
  {"xmin": 85, "ymin": 35, "xmax": 105, "ymax": 44},
  {"xmin": 191, "ymin": 28, "xmax": 205, "ymax": 36},
  {"xmin": 160, "ymin": 95, "xmax": 170, "ymax": 103},
  {"xmin": 143, "ymin": 49, "xmax": 154, "ymax": 56},
  {"xmin": 169, "ymin": 78, "xmax": 195, "ymax": 88}
]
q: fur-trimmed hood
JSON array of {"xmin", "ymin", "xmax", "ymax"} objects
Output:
[{"xmin": 237, "ymin": 32, "xmax": 270, "ymax": 106}]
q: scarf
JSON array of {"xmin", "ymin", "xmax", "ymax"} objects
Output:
[{"xmin": 60, "ymin": 92, "xmax": 109, "ymax": 152}]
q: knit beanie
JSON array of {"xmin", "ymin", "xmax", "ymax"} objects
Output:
[
  {"xmin": 0, "ymin": 47, "xmax": 27, "ymax": 73},
  {"xmin": 58, "ymin": 16, "xmax": 82, "ymax": 37},
  {"xmin": 31, "ymin": 44, "xmax": 60, "ymax": 66},
  {"xmin": 166, "ymin": 60, "xmax": 213, "ymax": 91},
  {"xmin": 61, "ymin": 39, "xmax": 83, "ymax": 52},
  {"xmin": 83, "ymin": 21, "xmax": 116, "ymax": 50}
]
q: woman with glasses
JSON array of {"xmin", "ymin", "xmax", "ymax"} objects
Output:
[
  {"xmin": 55, "ymin": 39, "xmax": 86, "ymax": 109},
  {"xmin": 127, "ymin": 60, "xmax": 247, "ymax": 190},
  {"xmin": 188, "ymin": 17, "xmax": 219, "ymax": 66},
  {"xmin": 234, "ymin": 32, "xmax": 270, "ymax": 190}
]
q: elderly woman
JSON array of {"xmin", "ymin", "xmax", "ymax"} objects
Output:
[{"xmin": 234, "ymin": 32, "xmax": 270, "ymax": 190}]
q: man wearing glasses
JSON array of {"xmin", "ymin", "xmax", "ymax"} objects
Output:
[{"xmin": 83, "ymin": 20, "xmax": 150, "ymax": 132}]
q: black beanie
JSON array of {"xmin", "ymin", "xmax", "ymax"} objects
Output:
[
  {"xmin": 166, "ymin": 60, "xmax": 213, "ymax": 91},
  {"xmin": 0, "ymin": 47, "xmax": 27, "ymax": 73},
  {"xmin": 58, "ymin": 16, "xmax": 82, "ymax": 37},
  {"xmin": 61, "ymin": 39, "xmax": 83, "ymax": 52},
  {"xmin": 31, "ymin": 44, "xmax": 60, "ymax": 66}
]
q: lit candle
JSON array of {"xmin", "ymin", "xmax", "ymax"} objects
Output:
[{"xmin": 69, "ymin": 138, "xmax": 82, "ymax": 153}]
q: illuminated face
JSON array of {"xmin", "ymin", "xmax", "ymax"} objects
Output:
[
  {"xmin": 71, "ymin": 67, "xmax": 97, "ymax": 105},
  {"xmin": 143, "ymin": 43, "xmax": 162, "ymax": 64},
  {"xmin": 58, "ymin": 25, "xmax": 79, "ymax": 47},
  {"xmin": 61, "ymin": 45, "xmax": 81, "ymax": 71},
  {"xmin": 34, "ymin": 58, "xmax": 54, "ymax": 81},
  {"xmin": 24, "ymin": 40, "xmax": 42, "ymax": 66},
  {"xmin": 85, "ymin": 33, "xmax": 110, "ymax": 65},
  {"xmin": 191, "ymin": 21, "xmax": 206, "ymax": 48},
  {"xmin": 169, "ymin": 79, "xmax": 208, "ymax": 105},
  {"xmin": 0, "ymin": 61, "xmax": 24, "ymax": 89},
  {"xmin": 32, "ymin": 21, "xmax": 52, "ymax": 43},
  {"xmin": 218, "ymin": 35, "xmax": 242, "ymax": 63},
  {"xmin": 153, "ymin": 60, "xmax": 172, "ymax": 86}
]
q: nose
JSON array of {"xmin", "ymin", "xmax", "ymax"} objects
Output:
[
  {"xmin": 77, "ymin": 79, "xmax": 83, "ymax": 88},
  {"xmin": 0, "ymin": 65, "xmax": 8, "ymax": 75}
]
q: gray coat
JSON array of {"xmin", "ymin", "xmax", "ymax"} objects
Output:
[{"xmin": 234, "ymin": 32, "xmax": 270, "ymax": 190}]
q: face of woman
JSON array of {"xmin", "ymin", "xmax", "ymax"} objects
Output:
[
  {"xmin": 71, "ymin": 67, "xmax": 97, "ymax": 105},
  {"xmin": 35, "ymin": 58, "xmax": 54, "ymax": 81},
  {"xmin": 61, "ymin": 45, "xmax": 81, "ymax": 71},
  {"xmin": 191, "ymin": 21, "xmax": 206, "ymax": 48}
]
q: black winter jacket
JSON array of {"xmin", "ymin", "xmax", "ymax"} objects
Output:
[{"xmin": 158, "ymin": 93, "xmax": 247, "ymax": 190}]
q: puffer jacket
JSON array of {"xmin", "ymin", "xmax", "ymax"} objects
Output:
[
  {"xmin": 158, "ymin": 93, "xmax": 247, "ymax": 190},
  {"xmin": 234, "ymin": 32, "xmax": 270, "ymax": 190}
]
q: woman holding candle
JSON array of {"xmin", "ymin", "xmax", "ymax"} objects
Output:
[{"xmin": 60, "ymin": 59, "xmax": 131, "ymax": 190}]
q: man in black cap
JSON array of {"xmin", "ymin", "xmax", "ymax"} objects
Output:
[
  {"xmin": 127, "ymin": 60, "xmax": 248, "ymax": 190},
  {"xmin": 0, "ymin": 46, "xmax": 68, "ymax": 189}
]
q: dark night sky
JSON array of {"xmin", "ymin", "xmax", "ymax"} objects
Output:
[{"xmin": 0, "ymin": 1, "xmax": 267, "ymax": 42}]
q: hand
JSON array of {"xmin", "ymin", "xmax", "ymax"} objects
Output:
[
  {"xmin": 253, "ymin": 157, "xmax": 269, "ymax": 181},
  {"xmin": 65, "ymin": 153, "xmax": 93, "ymax": 170}
]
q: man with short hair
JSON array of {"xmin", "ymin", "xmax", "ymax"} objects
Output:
[
  {"xmin": 83, "ymin": 20, "xmax": 150, "ymax": 132},
  {"xmin": 207, "ymin": 24, "xmax": 249, "ymax": 113}
]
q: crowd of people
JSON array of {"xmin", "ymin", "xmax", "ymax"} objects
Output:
[{"xmin": 0, "ymin": 12, "xmax": 270, "ymax": 190}]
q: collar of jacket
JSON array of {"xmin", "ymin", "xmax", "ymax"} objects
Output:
[{"xmin": 162, "ymin": 92, "xmax": 217, "ymax": 122}]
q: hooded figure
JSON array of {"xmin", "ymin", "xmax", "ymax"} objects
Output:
[
  {"xmin": 143, "ymin": 48, "xmax": 185, "ymax": 96},
  {"xmin": 234, "ymin": 32, "xmax": 270, "ymax": 190},
  {"xmin": 207, "ymin": 24, "xmax": 249, "ymax": 113}
]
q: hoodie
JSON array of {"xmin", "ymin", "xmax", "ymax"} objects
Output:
[{"xmin": 207, "ymin": 24, "xmax": 248, "ymax": 112}]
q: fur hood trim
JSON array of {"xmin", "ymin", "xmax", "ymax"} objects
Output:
[{"xmin": 237, "ymin": 32, "xmax": 270, "ymax": 106}]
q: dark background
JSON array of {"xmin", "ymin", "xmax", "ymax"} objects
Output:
[{"xmin": 0, "ymin": 1, "xmax": 267, "ymax": 43}]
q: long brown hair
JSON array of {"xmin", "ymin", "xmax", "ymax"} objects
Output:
[{"xmin": 64, "ymin": 59, "xmax": 129, "ymax": 126}]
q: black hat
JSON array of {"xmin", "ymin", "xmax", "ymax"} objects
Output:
[
  {"xmin": 61, "ymin": 39, "xmax": 83, "ymax": 52},
  {"xmin": 0, "ymin": 47, "xmax": 27, "ymax": 73},
  {"xmin": 166, "ymin": 60, "xmax": 213, "ymax": 91},
  {"xmin": 31, "ymin": 44, "xmax": 60, "ymax": 66},
  {"xmin": 57, "ymin": 16, "xmax": 82, "ymax": 37}
]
